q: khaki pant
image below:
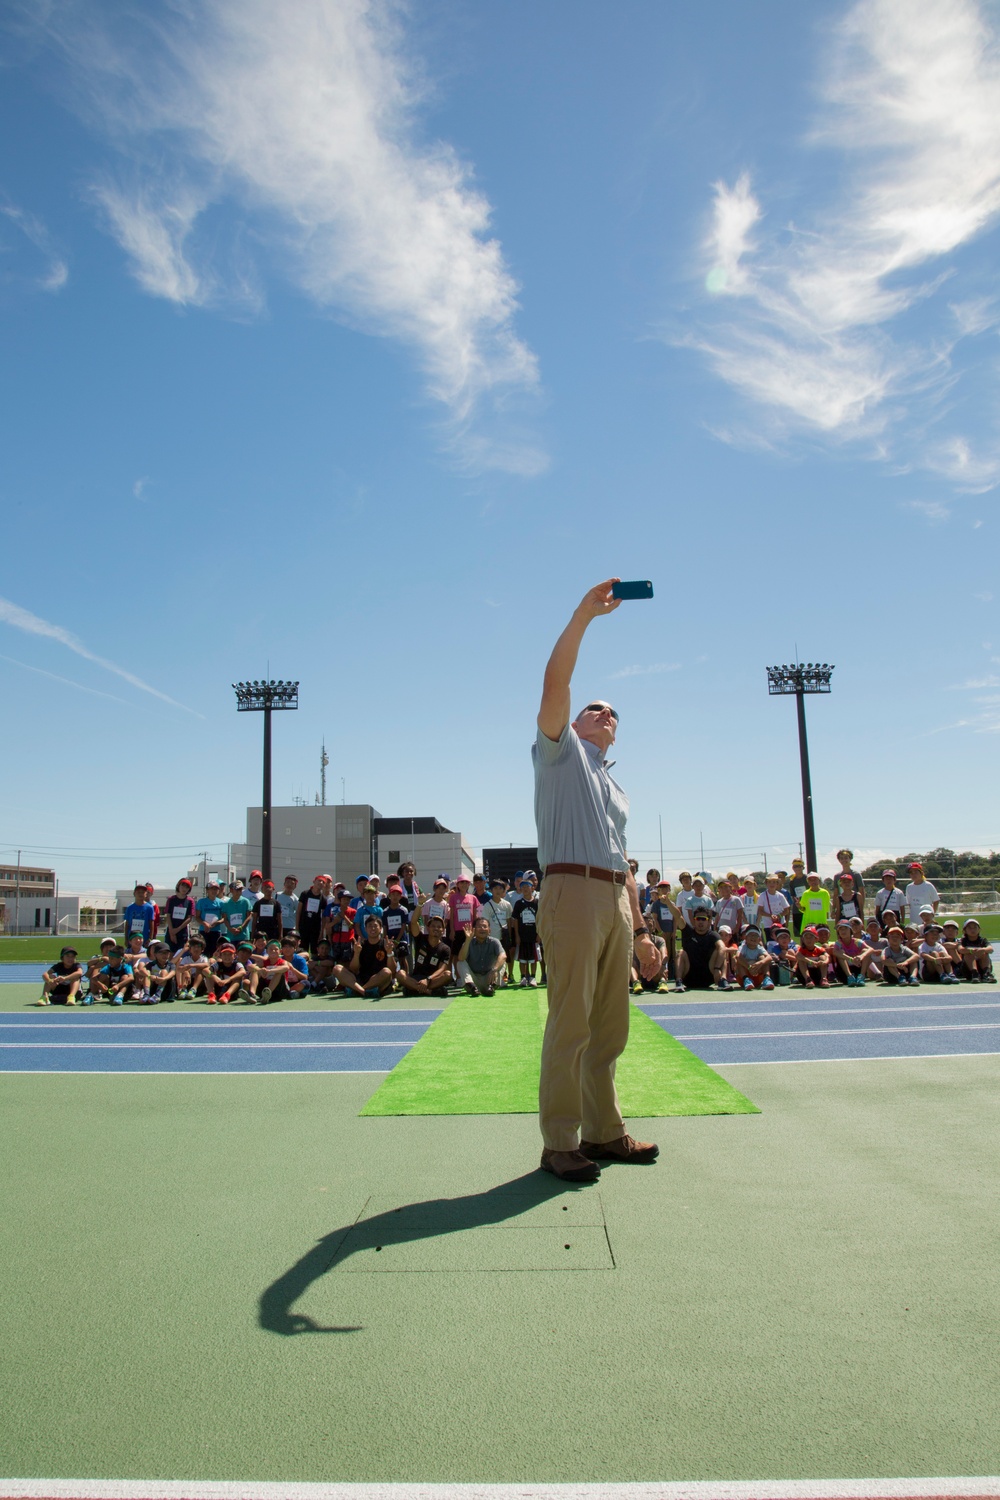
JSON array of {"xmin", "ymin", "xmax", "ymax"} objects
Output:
[{"xmin": 536, "ymin": 872, "xmax": 631, "ymax": 1151}]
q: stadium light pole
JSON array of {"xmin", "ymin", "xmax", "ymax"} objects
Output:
[
  {"xmin": 765, "ymin": 662, "xmax": 834, "ymax": 874},
  {"xmin": 232, "ymin": 680, "xmax": 299, "ymax": 881}
]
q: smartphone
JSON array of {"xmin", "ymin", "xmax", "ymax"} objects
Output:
[{"xmin": 612, "ymin": 580, "xmax": 654, "ymax": 600}]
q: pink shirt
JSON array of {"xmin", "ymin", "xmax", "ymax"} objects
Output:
[{"xmin": 447, "ymin": 890, "xmax": 481, "ymax": 935}]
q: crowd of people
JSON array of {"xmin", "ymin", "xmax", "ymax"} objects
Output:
[
  {"xmin": 36, "ymin": 864, "xmax": 545, "ymax": 1006},
  {"xmin": 630, "ymin": 851, "xmax": 995, "ymax": 992},
  {"xmin": 35, "ymin": 850, "xmax": 995, "ymax": 1006}
]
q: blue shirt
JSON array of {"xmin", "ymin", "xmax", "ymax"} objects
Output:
[
  {"xmin": 123, "ymin": 902, "xmax": 156, "ymax": 943},
  {"xmin": 532, "ymin": 724, "xmax": 629, "ymax": 873}
]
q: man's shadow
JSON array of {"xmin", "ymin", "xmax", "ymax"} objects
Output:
[{"xmin": 259, "ymin": 1171, "xmax": 579, "ymax": 1335}]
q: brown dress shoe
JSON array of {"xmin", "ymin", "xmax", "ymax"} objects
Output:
[
  {"xmin": 540, "ymin": 1148, "xmax": 601, "ymax": 1182},
  {"xmin": 580, "ymin": 1133, "xmax": 659, "ymax": 1163}
]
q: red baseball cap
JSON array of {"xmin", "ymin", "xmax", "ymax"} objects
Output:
[
  {"xmin": 908, "ymin": 862, "xmax": 923, "ymax": 871},
  {"xmin": 250, "ymin": 869, "xmax": 263, "ymax": 879}
]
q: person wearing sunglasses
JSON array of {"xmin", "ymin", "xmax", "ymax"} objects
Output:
[{"xmin": 532, "ymin": 578, "xmax": 661, "ymax": 1184}]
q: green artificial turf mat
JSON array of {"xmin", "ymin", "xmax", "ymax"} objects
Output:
[{"xmin": 359, "ymin": 990, "xmax": 758, "ymax": 1118}]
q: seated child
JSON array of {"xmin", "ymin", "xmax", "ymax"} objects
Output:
[
  {"xmin": 735, "ymin": 926, "xmax": 774, "ymax": 990},
  {"xmin": 957, "ymin": 918, "xmax": 994, "ymax": 981},
  {"xmin": 93, "ymin": 947, "xmax": 134, "ymax": 1006},
  {"xmin": 829, "ymin": 920, "xmax": 868, "ymax": 986},
  {"xmin": 880, "ymin": 925, "xmax": 920, "ymax": 985},
  {"xmin": 794, "ymin": 927, "xmax": 830, "ymax": 988},
  {"xmin": 766, "ymin": 925, "xmax": 797, "ymax": 985},
  {"xmin": 918, "ymin": 925, "xmax": 959, "ymax": 984},
  {"xmin": 307, "ymin": 939, "xmax": 337, "ymax": 994},
  {"xmin": 174, "ymin": 934, "xmax": 215, "ymax": 999},
  {"xmin": 716, "ymin": 924, "xmax": 738, "ymax": 986},
  {"xmin": 209, "ymin": 943, "xmax": 247, "ymax": 1005},
  {"xmin": 143, "ymin": 941, "xmax": 176, "ymax": 1003},
  {"xmin": 38, "ymin": 948, "xmax": 84, "ymax": 1006}
]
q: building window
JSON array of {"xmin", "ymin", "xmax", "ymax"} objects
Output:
[{"xmin": 388, "ymin": 850, "xmax": 400, "ymax": 863}]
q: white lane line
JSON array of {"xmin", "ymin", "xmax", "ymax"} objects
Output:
[
  {"xmin": 0, "ymin": 1041, "xmax": 412, "ymax": 1050},
  {"xmin": 676, "ymin": 1022, "xmax": 1000, "ymax": 1041},
  {"xmin": 2, "ymin": 1474, "xmax": 999, "ymax": 1499},
  {"xmin": 0, "ymin": 1021, "xmax": 428, "ymax": 1029},
  {"xmin": 644, "ymin": 1002, "xmax": 1000, "ymax": 1020},
  {"xmin": 716, "ymin": 1051, "xmax": 1000, "ymax": 1065}
]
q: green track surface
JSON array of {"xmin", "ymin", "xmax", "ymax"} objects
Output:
[
  {"xmin": 3, "ymin": 1056, "xmax": 1000, "ymax": 1485},
  {"xmin": 360, "ymin": 990, "xmax": 758, "ymax": 1118}
]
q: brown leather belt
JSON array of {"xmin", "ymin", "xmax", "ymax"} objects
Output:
[{"xmin": 545, "ymin": 863, "xmax": 627, "ymax": 885}]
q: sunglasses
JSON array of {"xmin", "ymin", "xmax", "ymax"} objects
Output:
[{"xmin": 582, "ymin": 703, "xmax": 620, "ymax": 723}]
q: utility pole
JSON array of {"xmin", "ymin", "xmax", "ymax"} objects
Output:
[
  {"xmin": 321, "ymin": 739, "xmax": 329, "ymax": 806},
  {"xmin": 14, "ymin": 849, "xmax": 21, "ymax": 935},
  {"xmin": 658, "ymin": 814, "xmax": 664, "ymax": 874},
  {"xmin": 766, "ymin": 662, "xmax": 835, "ymax": 874}
]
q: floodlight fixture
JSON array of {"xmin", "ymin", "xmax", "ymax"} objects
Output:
[
  {"xmin": 232, "ymin": 678, "xmax": 300, "ymax": 878},
  {"xmin": 765, "ymin": 661, "xmax": 835, "ymax": 872}
]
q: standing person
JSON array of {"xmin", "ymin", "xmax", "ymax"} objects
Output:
[
  {"xmin": 395, "ymin": 862, "xmax": 421, "ymax": 909},
  {"xmin": 904, "ymin": 863, "xmax": 940, "ymax": 922},
  {"xmin": 757, "ymin": 874, "xmax": 791, "ymax": 936},
  {"xmin": 480, "ymin": 878, "xmax": 514, "ymax": 983},
  {"xmin": 832, "ymin": 873, "xmax": 863, "ymax": 925},
  {"xmin": 381, "ymin": 884, "xmax": 411, "ymax": 974},
  {"xmin": 245, "ymin": 871, "xmax": 265, "ymax": 905},
  {"xmin": 712, "ymin": 879, "xmax": 744, "ymax": 944},
  {"xmin": 122, "ymin": 884, "xmax": 157, "ymax": 946},
  {"xmin": 411, "ymin": 878, "xmax": 451, "ymax": 937},
  {"xmin": 834, "ymin": 850, "xmax": 865, "ymax": 915},
  {"xmin": 221, "ymin": 880, "xmax": 254, "ymax": 946},
  {"xmin": 164, "ymin": 879, "xmax": 195, "ymax": 951},
  {"xmin": 786, "ymin": 858, "xmax": 809, "ymax": 937},
  {"xmin": 296, "ymin": 876, "xmax": 327, "ymax": 954},
  {"xmin": 510, "ymin": 876, "xmax": 540, "ymax": 987},
  {"xmin": 196, "ymin": 879, "xmax": 226, "ymax": 956},
  {"xmin": 277, "ymin": 876, "xmax": 300, "ymax": 935},
  {"xmin": 447, "ymin": 875, "xmax": 481, "ymax": 953},
  {"xmin": 645, "ymin": 880, "xmax": 677, "ymax": 983},
  {"xmin": 533, "ymin": 579, "xmax": 661, "ymax": 1184},
  {"xmin": 873, "ymin": 869, "xmax": 906, "ymax": 932},
  {"xmin": 252, "ymin": 881, "xmax": 283, "ymax": 941},
  {"xmin": 798, "ymin": 872, "xmax": 832, "ymax": 931}
]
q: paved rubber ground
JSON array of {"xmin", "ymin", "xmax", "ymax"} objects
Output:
[{"xmin": 3, "ymin": 1053, "xmax": 1000, "ymax": 1485}]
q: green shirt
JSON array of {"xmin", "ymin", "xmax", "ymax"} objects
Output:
[
  {"xmin": 222, "ymin": 896, "xmax": 254, "ymax": 937},
  {"xmin": 799, "ymin": 887, "xmax": 831, "ymax": 927}
]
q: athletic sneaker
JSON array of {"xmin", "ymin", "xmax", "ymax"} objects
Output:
[
  {"xmin": 260, "ymin": 986, "xmax": 272, "ymax": 1003},
  {"xmin": 743, "ymin": 978, "xmax": 754, "ymax": 990},
  {"xmin": 528, "ymin": 978, "xmax": 539, "ymax": 987},
  {"xmin": 464, "ymin": 978, "xmax": 477, "ymax": 995},
  {"xmin": 672, "ymin": 982, "xmax": 687, "ymax": 993},
  {"xmin": 206, "ymin": 995, "xmax": 217, "ymax": 1004},
  {"xmin": 761, "ymin": 977, "xmax": 774, "ymax": 990},
  {"xmin": 520, "ymin": 978, "xmax": 529, "ymax": 988},
  {"xmin": 631, "ymin": 981, "xmax": 644, "ymax": 995},
  {"xmin": 907, "ymin": 975, "xmax": 920, "ymax": 986},
  {"xmin": 365, "ymin": 988, "xmax": 382, "ymax": 1001},
  {"xmin": 34, "ymin": 995, "xmax": 49, "ymax": 1006},
  {"xmin": 237, "ymin": 985, "xmax": 252, "ymax": 1004},
  {"xmin": 656, "ymin": 979, "xmax": 671, "ymax": 993},
  {"xmin": 717, "ymin": 978, "xmax": 732, "ymax": 990},
  {"xmin": 110, "ymin": 995, "xmax": 123, "ymax": 1005}
]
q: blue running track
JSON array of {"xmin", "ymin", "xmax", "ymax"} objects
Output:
[
  {"xmin": 0, "ymin": 1009, "xmax": 441, "ymax": 1073},
  {"xmin": 641, "ymin": 990, "xmax": 1000, "ymax": 1065}
]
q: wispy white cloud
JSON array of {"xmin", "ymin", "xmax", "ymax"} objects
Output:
[
  {"xmin": 0, "ymin": 595, "xmax": 201, "ymax": 715},
  {"xmin": 132, "ymin": 476, "xmax": 150, "ymax": 500},
  {"xmin": 903, "ymin": 499, "xmax": 951, "ymax": 522},
  {"xmin": 682, "ymin": 0, "xmax": 1000, "ymax": 488},
  {"xmin": 609, "ymin": 662, "xmax": 681, "ymax": 679},
  {"xmin": 33, "ymin": 0, "xmax": 541, "ymax": 472},
  {"xmin": 0, "ymin": 197, "xmax": 68, "ymax": 292},
  {"xmin": 0, "ymin": 651, "xmax": 132, "ymax": 706}
]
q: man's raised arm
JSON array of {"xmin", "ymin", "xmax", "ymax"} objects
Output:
[{"xmin": 537, "ymin": 578, "xmax": 621, "ymax": 742}]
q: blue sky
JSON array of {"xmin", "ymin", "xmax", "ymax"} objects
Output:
[{"xmin": 2, "ymin": 0, "xmax": 1000, "ymax": 895}]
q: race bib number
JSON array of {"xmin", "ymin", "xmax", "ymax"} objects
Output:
[
  {"xmin": 259, "ymin": 904, "xmax": 274, "ymax": 918},
  {"xmin": 520, "ymin": 908, "xmax": 536, "ymax": 926},
  {"xmin": 171, "ymin": 907, "xmax": 187, "ymax": 922},
  {"xmin": 306, "ymin": 897, "xmax": 321, "ymax": 915},
  {"xmin": 130, "ymin": 919, "xmax": 145, "ymax": 933}
]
